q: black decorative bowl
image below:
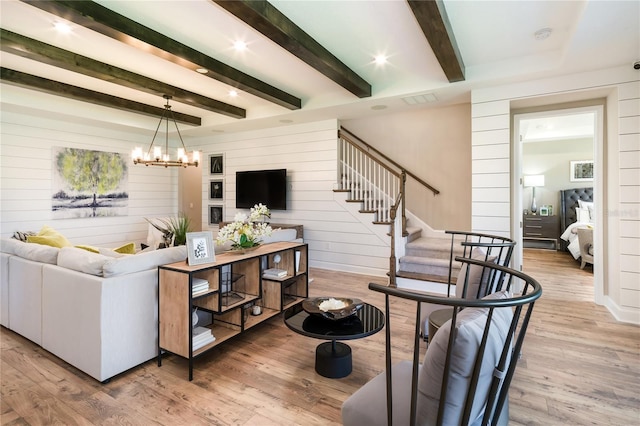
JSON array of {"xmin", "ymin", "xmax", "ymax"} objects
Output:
[{"xmin": 302, "ymin": 297, "xmax": 364, "ymax": 321}]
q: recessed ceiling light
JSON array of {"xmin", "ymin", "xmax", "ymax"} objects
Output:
[
  {"xmin": 53, "ymin": 22, "xmax": 72, "ymax": 33},
  {"xmin": 233, "ymin": 40, "xmax": 247, "ymax": 51},
  {"xmin": 374, "ymin": 55, "xmax": 387, "ymax": 65},
  {"xmin": 534, "ymin": 28, "xmax": 552, "ymax": 41},
  {"xmin": 228, "ymin": 89, "xmax": 238, "ymax": 97},
  {"xmin": 371, "ymin": 105, "xmax": 387, "ymax": 110},
  {"xmin": 195, "ymin": 68, "xmax": 209, "ymax": 74}
]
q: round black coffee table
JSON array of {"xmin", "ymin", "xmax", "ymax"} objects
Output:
[{"xmin": 284, "ymin": 302, "xmax": 384, "ymax": 378}]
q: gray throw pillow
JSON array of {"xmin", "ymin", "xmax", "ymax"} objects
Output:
[
  {"xmin": 455, "ymin": 247, "xmax": 497, "ymax": 299},
  {"xmin": 417, "ymin": 291, "xmax": 513, "ymax": 425}
]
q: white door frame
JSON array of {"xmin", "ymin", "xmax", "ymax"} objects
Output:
[{"xmin": 512, "ymin": 105, "xmax": 604, "ymax": 304}]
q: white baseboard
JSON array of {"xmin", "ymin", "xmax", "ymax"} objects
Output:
[{"xmin": 603, "ymin": 296, "xmax": 640, "ymax": 325}]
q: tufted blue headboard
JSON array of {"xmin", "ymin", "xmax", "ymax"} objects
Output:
[{"xmin": 560, "ymin": 187, "xmax": 593, "ymax": 249}]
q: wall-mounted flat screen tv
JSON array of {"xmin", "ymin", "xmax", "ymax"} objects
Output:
[{"xmin": 236, "ymin": 168, "xmax": 287, "ymax": 210}]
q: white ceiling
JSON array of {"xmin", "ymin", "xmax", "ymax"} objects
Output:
[{"xmin": 1, "ymin": 0, "xmax": 638, "ymax": 139}]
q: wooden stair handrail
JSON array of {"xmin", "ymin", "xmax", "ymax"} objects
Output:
[{"xmin": 339, "ymin": 127, "xmax": 440, "ymax": 196}]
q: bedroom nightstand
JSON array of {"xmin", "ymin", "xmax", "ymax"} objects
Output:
[{"xmin": 523, "ymin": 214, "xmax": 560, "ymax": 250}]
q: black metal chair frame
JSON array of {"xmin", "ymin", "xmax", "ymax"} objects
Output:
[{"xmin": 370, "ymin": 258, "xmax": 542, "ymax": 426}]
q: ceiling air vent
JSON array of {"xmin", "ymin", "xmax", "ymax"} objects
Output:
[{"xmin": 401, "ymin": 93, "xmax": 437, "ymax": 105}]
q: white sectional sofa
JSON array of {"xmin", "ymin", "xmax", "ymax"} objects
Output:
[
  {"xmin": 0, "ymin": 227, "xmax": 301, "ymax": 382},
  {"xmin": 0, "ymin": 238, "xmax": 186, "ymax": 382}
]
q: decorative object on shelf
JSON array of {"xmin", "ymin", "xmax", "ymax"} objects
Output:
[
  {"xmin": 216, "ymin": 204, "xmax": 273, "ymax": 251},
  {"xmin": 302, "ymin": 297, "xmax": 364, "ymax": 321},
  {"xmin": 186, "ymin": 231, "xmax": 215, "ymax": 265},
  {"xmin": 145, "ymin": 213, "xmax": 192, "ymax": 246},
  {"xmin": 192, "ymin": 308, "xmax": 199, "ymax": 327},
  {"xmin": 570, "ymin": 160, "xmax": 594, "ymax": 182},
  {"xmin": 523, "ymin": 174, "xmax": 545, "ymax": 214},
  {"xmin": 131, "ymin": 95, "xmax": 200, "ymax": 168}
]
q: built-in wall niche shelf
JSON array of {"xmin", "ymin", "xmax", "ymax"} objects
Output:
[{"xmin": 157, "ymin": 241, "xmax": 308, "ymax": 380}]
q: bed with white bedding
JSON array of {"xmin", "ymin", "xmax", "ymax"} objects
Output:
[{"xmin": 559, "ymin": 187, "xmax": 594, "ymax": 259}]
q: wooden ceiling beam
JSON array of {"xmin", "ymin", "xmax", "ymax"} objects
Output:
[
  {"xmin": 21, "ymin": 0, "xmax": 302, "ymax": 110},
  {"xmin": 213, "ymin": 0, "xmax": 372, "ymax": 98},
  {"xmin": 0, "ymin": 29, "xmax": 245, "ymax": 119},
  {"xmin": 407, "ymin": 0, "xmax": 465, "ymax": 83},
  {"xmin": 1, "ymin": 67, "xmax": 202, "ymax": 126}
]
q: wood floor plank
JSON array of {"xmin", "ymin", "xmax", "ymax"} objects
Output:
[{"xmin": 1, "ymin": 248, "xmax": 639, "ymax": 425}]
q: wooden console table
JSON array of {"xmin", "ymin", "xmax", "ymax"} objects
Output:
[{"xmin": 158, "ymin": 241, "xmax": 308, "ymax": 380}]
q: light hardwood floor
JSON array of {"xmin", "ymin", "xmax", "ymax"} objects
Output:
[{"xmin": 1, "ymin": 249, "xmax": 639, "ymax": 425}]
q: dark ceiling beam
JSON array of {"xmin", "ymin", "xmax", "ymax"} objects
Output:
[
  {"xmin": 407, "ymin": 0, "xmax": 465, "ymax": 83},
  {"xmin": 1, "ymin": 68, "xmax": 202, "ymax": 126},
  {"xmin": 21, "ymin": 0, "xmax": 302, "ymax": 110},
  {"xmin": 213, "ymin": 0, "xmax": 372, "ymax": 98},
  {"xmin": 0, "ymin": 29, "xmax": 245, "ymax": 119}
]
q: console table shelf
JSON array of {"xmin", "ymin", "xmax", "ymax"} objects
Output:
[{"xmin": 158, "ymin": 241, "xmax": 308, "ymax": 380}]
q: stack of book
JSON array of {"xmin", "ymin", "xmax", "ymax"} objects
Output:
[
  {"xmin": 263, "ymin": 268, "xmax": 287, "ymax": 279},
  {"xmin": 192, "ymin": 277, "xmax": 209, "ymax": 296},
  {"xmin": 192, "ymin": 326, "xmax": 215, "ymax": 351}
]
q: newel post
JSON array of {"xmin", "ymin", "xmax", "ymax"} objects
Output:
[
  {"xmin": 389, "ymin": 206, "xmax": 397, "ymax": 288},
  {"xmin": 401, "ymin": 171, "xmax": 407, "ymax": 237}
]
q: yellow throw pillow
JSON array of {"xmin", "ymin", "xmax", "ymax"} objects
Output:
[
  {"xmin": 27, "ymin": 225, "xmax": 72, "ymax": 248},
  {"xmin": 75, "ymin": 244, "xmax": 100, "ymax": 253},
  {"xmin": 114, "ymin": 242, "xmax": 136, "ymax": 254}
]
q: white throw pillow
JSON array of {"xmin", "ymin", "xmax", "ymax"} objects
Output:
[
  {"xmin": 455, "ymin": 247, "xmax": 498, "ymax": 299},
  {"xmin": 13, "ymin": 241, "xmax": 60, "ymax": 264}
]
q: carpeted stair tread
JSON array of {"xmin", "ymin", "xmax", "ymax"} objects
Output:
[{"xmin": 396, "ymin": 270, "xmax": 452, "ymax": 284}]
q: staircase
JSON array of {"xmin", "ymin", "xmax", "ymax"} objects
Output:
[
  {"xmin": 337, "ymin": 127, "xmax": 444, "ymax": 287},
  {"xmin": 396, "ymin": 228, "xmax": 465, "ymax": 284}
]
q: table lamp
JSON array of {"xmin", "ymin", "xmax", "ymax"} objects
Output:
[{"xmin": 524, "ymin": 174, "xmax": 545, "ymax": 214}]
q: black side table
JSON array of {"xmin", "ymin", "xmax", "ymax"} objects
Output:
[{"xmin": 284, "ymin": 302, "xmax": 384, "ymax": 378}]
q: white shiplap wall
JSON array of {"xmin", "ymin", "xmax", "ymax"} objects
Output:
[
  {"xmin": 0, "ymin": 109, "xmax": 179, "ymax": 247},
  {"xmin": 471, "ymin": 66, "xmax": 640, "ymax": 324},
  {"xmin": 189, "ymin": 119, "xmax": 391, "ymax": 277}
]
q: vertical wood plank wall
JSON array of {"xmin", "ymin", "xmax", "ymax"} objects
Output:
[
  {"xmin": 190, "ymin": 119, "xmax": 391, "ymax": 277},
  {"xmin": 0, "ymin": 110, "xmax": 178, "ymax": 247},
  {"xmin": 471, "ymin": 66, "xmax": 640, "ymax": 322}
]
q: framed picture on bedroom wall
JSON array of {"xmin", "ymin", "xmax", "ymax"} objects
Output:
[{"xmin": 570, "ymin": 160, "xmax": 594, "ymax": 182}]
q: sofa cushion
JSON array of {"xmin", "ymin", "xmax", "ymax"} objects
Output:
[
  {"xmin": 261, "ymin": 228, "xmax": 297, "ymax": 244},
  {"xmin": 13, "ymin": 241, "xmax": 60, "ymax": 264},
  {"xmin": 103, "ymin": 245, "xmax": 187, "ymax": 277},
  {"xmin": 1, "ymin": 237, "xmax": 25, "ymax": 256},
  {"xmin": 27, "ymin": 225, "xmax": 72, "ymax": 248},
  {"xmin": 417, "ymin": 291, "xmax": 513, "ymax": 425},
  {"xmin": 58, "ymin": 247, "xmax": 110, "ymax": 276}
]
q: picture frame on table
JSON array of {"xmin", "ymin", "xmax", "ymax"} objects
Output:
[
  {"xmin": 209, "ymin": 205, "xmax": 223, "ymax": 226},
  {"xmin": 539, "ymin": 206, "xmax": 549, "ymax": 216},
  {"xmin": 209, "ymin": 180, "xmax": 223, "ymax": 200},
  {"xmin": 210, "ymin": 154, "xmax": 223, "ymax": 175},
  {"xmin": 570, "ymin": 160, "xmax": 593, "ymax": 182},
  {"xmin": 186, "ymin": 231, "xmax": 215, "ymax": 266}
]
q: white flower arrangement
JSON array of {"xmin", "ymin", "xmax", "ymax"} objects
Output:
[{"xmin": 216, "ymin": 204, "xmax": 273, "ymax": 250}]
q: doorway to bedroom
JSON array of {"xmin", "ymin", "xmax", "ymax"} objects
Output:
[{"xmin": 513, "ymin": 104, "xmax": 603, "ymax": 302}]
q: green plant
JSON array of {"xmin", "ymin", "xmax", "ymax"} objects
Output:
[
  {"xmin": 168, "ymin": 213, "xmax": 191, "ymax": 246},
  {"xmin": 146, "ymin": 212, "xmax": 192, "ymax": 246}
]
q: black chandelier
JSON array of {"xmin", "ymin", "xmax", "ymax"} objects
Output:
[{"xmin": 132, "ymin": 95, "xmax": 200, "ymax": 168}]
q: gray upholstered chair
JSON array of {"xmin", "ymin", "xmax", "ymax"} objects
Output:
[
  {"xmin": 577, "ymin": 227, "xmax": 594, "ymax": 269},
  {"xmin": 342, "ymin": 258, "xmax": 542, "ymax": 426}
]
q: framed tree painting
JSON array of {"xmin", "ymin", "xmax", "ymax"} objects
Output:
[
  {"xmin": 210, "ymin": 154, "xmax": 223, "ymax": 175},
  {"xmin": 209, "ymin": 180, "xmax": 223, "ymax": 200}
]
